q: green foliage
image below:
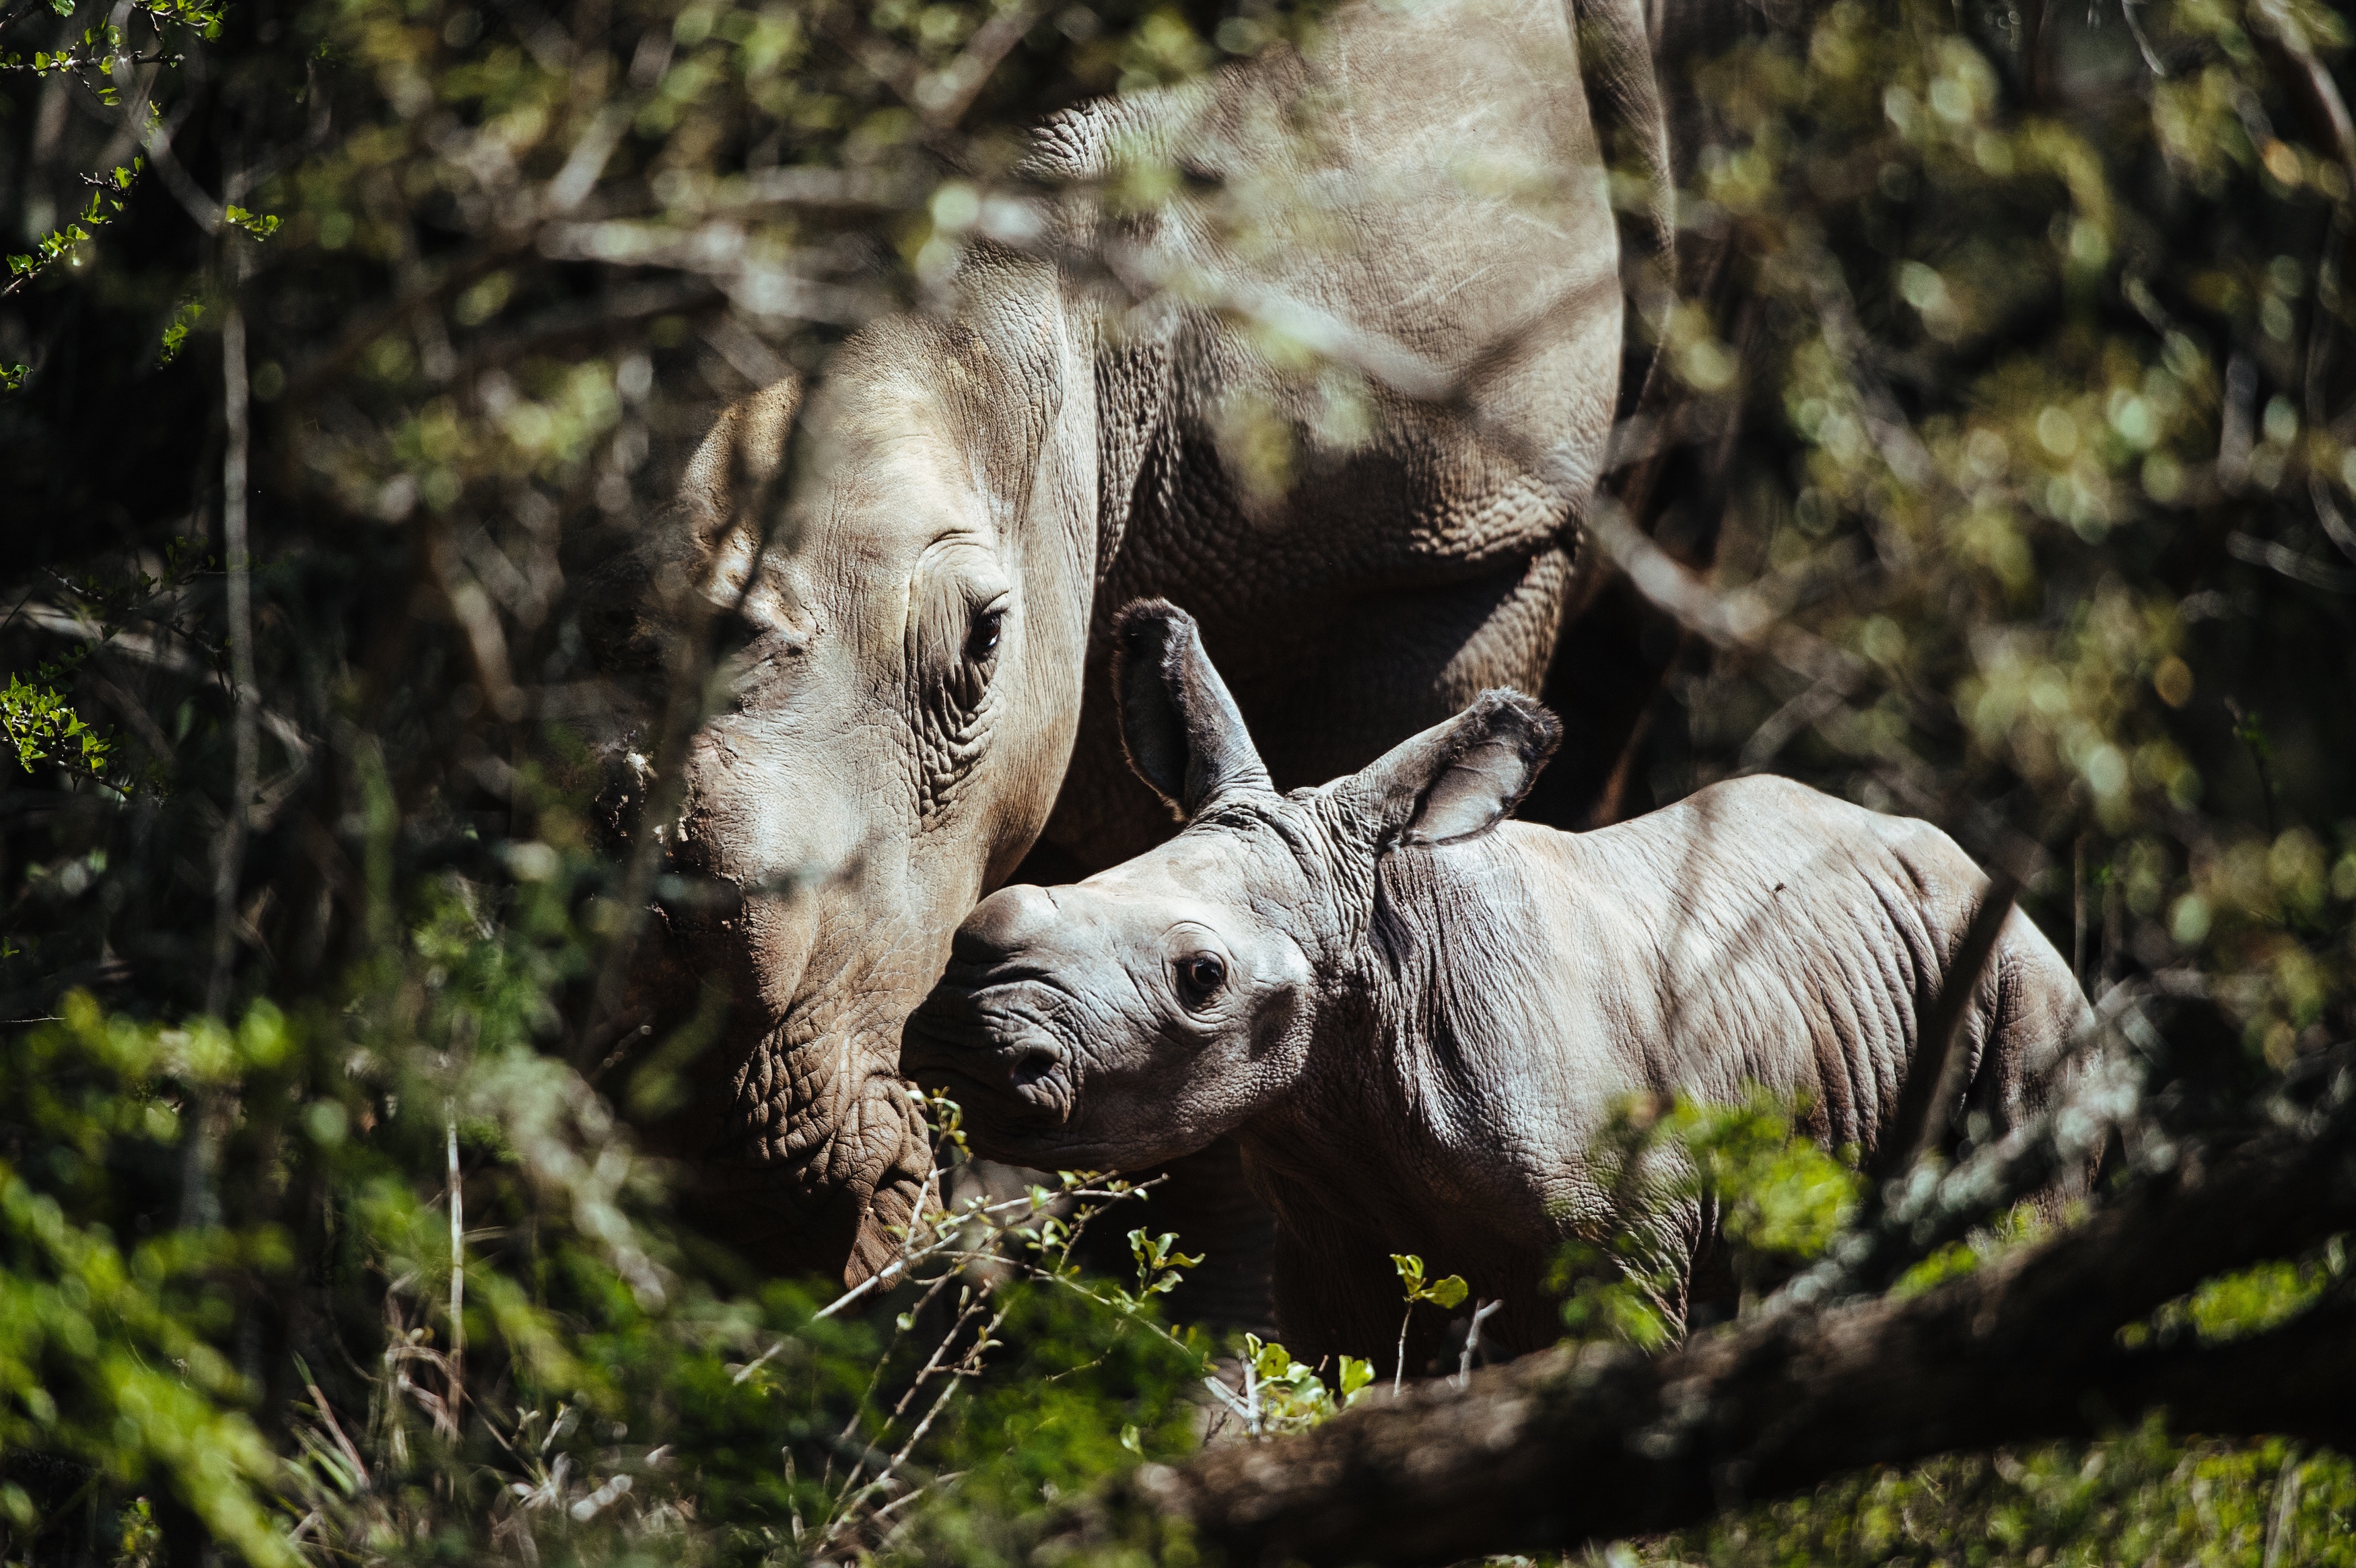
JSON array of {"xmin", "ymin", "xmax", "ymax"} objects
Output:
[
  {"xmin": 1385, "ymin": 1253, "xmax": 1474, "ymax": 1392},
  {"xmin": 155, "ymin": 298, "xmax": 201, "ymax": 365},
  {"xmin": 1128, "ymin": 1227, "xmax": 1206, "ymax": 1302},
  {"xmin": 0, "ymin": 536, "xmax": 217, "ymax": 800},
  {"xmin": 0, "ymin": 0, "xmax": 224, "ymax": 75},
  {"xmin": 1891, "ymin": 1203, "xmax": 2048, "ymax": 1297},
  {"xmin": 924, "ymin": 1281, "xmax": 1203, "ymax": 1536},
  {"xmin": 0, "ymin": 913, "xmax": 1223, "ymax": 1564},
  {"xmin": 1659, "ymin": 1093, "xmax": 1864, "ymax": 1266},
  {"xmin": 3, "ymin": 162, "xmax": 139, "ymax": 289},
  {"xmin": 221, "ymin": 206, "xmax": 279, "ymax": 242},
  {"xmin": 1546, "ymin": 1092, "xmax": 1865, "ymax": 1350},
  {"xmin": 1589, "ymin": 1135, "xmax": 2356, "ymax": 1565},
  {"xmin": 1, "ymin": 653, "xmax": 114, "ymax": 785},
  {"xmin": 1391, "ymin": 1252, "xmax": 1469, "ymax": 1310},
  {"xmin": 1195, "ymin": 1334, "xmax": 1372, "ymax": 1439},
  {"xmin": 0, "ymin": 997, "xmax": 301, "ymax": 1568},
  {"xmin": 1640, "ymin": 1424, "xmax": 2356, "ymax": 1568},
  {"xmin": 1550, "ymin": 1240, "xmax": 1678, "ymax": 1353},
  {"xmin": 2124, "ymin": 1242, "xmax": 2348, "ymax": 1347}
]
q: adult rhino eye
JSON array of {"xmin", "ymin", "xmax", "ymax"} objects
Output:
[
  {"xmin": 1174, "ymin": 952, "xmax": 1226, "ymax": 1005},
  {"xmin": 965, "ymin": 606, "xmax": 1004, "ymax": 664}
]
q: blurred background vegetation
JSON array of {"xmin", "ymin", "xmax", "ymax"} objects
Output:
[{"xmin": 1, "ymin": 0, "xmax": 2352, "ymax": 1559}]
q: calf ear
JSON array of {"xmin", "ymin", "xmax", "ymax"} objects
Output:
[
  {"xmin": 1113, "ymin": 600, "xmax": 1273, "ymax": 818},
  {"xmin": 1345, "ymin": 690, "xmax": 1561, "ymax": 847}
]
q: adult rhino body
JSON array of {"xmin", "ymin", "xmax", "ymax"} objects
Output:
[
  {"xmin": 907, "ymin": 604, "xmax": 2094, "ymax": 1367},
  {"xmin": 590, "ymin": 0, "xmax": 1672, "ymax": 1290}
]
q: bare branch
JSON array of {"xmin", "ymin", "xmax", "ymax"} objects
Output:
[{"xmin": 1885, "ymin": 870, "xmax": 2021, "ymax": 1172}]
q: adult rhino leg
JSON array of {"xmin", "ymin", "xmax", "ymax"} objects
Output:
[
  {"xmin": 1517, "ymin": 570, "xmax": 1682, "ymax": 829},
  {"xmin": 1525, "ymin": 227, "xmax": 1752, "ymax": 832}
]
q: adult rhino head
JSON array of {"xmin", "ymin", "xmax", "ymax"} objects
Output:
[{"xmin": 582, "ymin": 267, "xmax": 1099, "ymax": 1283}]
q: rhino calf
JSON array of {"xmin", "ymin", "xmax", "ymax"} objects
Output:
[{"xmin": 904, "ymin": 601, "xmax": 2093, "ymax": 1369}]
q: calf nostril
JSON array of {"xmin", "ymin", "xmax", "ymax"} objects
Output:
[{"xmin": 954, "ymin": 884, "xmax": 1058, "ymax": 964}]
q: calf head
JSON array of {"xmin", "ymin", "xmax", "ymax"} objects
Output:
[{"xmin": 903, "ymin": 598, "xmax": 1561, "ymax": 1170}]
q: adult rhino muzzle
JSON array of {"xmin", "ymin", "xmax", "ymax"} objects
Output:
[{"xmin": 904, "ymin": 886, "xmax": 1084, "ymax": 1135}]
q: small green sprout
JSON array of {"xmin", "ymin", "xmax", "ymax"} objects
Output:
[{"xmin": 1389, "ymin": 1252, "xmax": 1471, "ymax": 1392}]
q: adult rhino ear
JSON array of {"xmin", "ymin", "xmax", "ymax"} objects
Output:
[
  {"xmin": 1344, "ymin": 690, "xmax": 1561, "ymax": 847},
  {"xmin": 676, "ymin": 376, "xmax": 804, "ymax": 545},
  {"xmin": 1113, "ymin": 600, "xmax": 1273, "ymax": 818}
]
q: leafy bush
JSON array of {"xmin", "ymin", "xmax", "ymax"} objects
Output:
[{"xmin": 0, "ymin": 968, "xmax": 1247, "ymax": 1564}]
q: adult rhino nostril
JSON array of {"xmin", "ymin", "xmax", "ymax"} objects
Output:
[
  {"xmin": 1004, "ymin": 1039, "xmax": 1063, "ymax": 1088},
  {"xmin": 952, "ymin": 884, "xmax": 1060, "ymax": 965}
]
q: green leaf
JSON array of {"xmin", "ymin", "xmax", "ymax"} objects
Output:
[
  {"xmin": 223, "ymin": 205, "xmax": 281, "ymax": 241},
  {"xmin": 1426, "ymin": 1274, "xmax": 1469, "ymax": 1310},
  {"xmin": 158, "ymin": 297, "xmax": 202, "ymax": 366}
]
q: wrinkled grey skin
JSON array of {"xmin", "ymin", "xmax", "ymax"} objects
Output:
[
  {"xmin": 588, "ymin": 0, "xmax": 1670, "ymax": 1286},
  {"xmin": 905, "ymin": 602, "xmax": 2094, "ymax": 1367}
]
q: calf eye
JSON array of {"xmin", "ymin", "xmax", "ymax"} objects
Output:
[
  {"xmin": 1174, "ymin": 952, "xmax": 1226, "ymax": 1005},
  {"xmin": 965, "ymin": 606, "xmax": 1004, "ymax": 664}
]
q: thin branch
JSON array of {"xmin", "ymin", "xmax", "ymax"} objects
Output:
[
  {"xmin": 447, "ymin": 1114, "xmax": 467, "ymax": 1425},
  {"xmin": 2263, "ymin": 1443, "xmax": 2306, "ymax": 1568},
  {"xmin": 918, "ymin": 0, "xmax": 1053, "ymax": 129},
  {"xmin": 1887, "ymin": 870, "xmax": 2021, "ymax": 1172},
  {"xmin": 206, "ymin": 298, "xmax": 256, "ymax": 1017},
  {"xmin": 16, "ymin": 602, "xmax": 312, "ymax": 760},
  {"xmin": 2227, "ymin": 530, "xmax": 2356, "ymax": 594}
]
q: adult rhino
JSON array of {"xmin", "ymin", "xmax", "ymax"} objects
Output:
[{"xmin": 586, "ymin": 0, "xmax": 1676, "ymax": 1292}]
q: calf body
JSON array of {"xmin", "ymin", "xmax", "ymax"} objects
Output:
[
  {"xmin": 1246, "ymin": 783, "xmax": 2087, "ymax": 1363},
  {"xmin": 905, "ymin": 603, "xmax": 2091, "ymax": 1368}
]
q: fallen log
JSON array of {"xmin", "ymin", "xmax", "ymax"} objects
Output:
[{"xmin": 1123, "ymin": 1096, "xmax": 2356, "ymax": 1567}]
